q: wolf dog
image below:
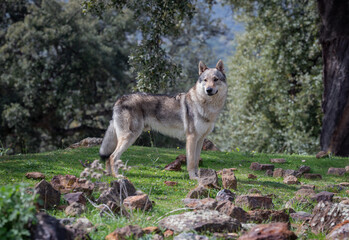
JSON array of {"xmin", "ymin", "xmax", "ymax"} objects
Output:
[{"xmin": 99, "ymin": 60, "xmax": 227, "ymax": 179}]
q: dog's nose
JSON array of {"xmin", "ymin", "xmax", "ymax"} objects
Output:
[{"xmin": 206, "ymin": 88, "xmax": 213, "ymax": 94}]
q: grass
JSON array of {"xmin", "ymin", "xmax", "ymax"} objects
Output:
[{"xmin": 0, "ymin": 145, "xmax": 348, "ymax": 239}]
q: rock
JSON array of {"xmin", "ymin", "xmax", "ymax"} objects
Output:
[
  {"xmin": 238, "ymin": 222, "xmax": 297, "ymax": 240},
  {"xmin": 35, "ymin": 180, "xmax": 61, "ymax": 209},
  {"xmin": 94, "ymin": 182, "xmax": 108, "ymax": 192},
  {"xmin": 260, "ymin": 164, "xmax": 275, "ymax": 171},
  {"xmin": 217, "ymin": 168, "xmax": 237, "ymax": 175},
  {"xmin": 339, "ymin": 182, "xmax": 349, "ymax": 188},
  {"xmin": 51, "ymin": 175, "xmax": 94, "ymax": 195},
  {"xmin": 247, "ymin": 209, "xmax": 290, "ymax": 223},
  {"xmin": 158, "ymin": 210, "xmax": 241, "ymax": 233},
  {"xmin": 164, "ymin": 230, "xmax": 174, "ymax": 238},
  {"xmin": 216, "ymin": 201, "xmax": 249, "ymax": 223},
  {"xmin": 235, "ymin": 195, "xmax": 273, "ymax": 210},
  {"xmin": 142, "ymin": 226, "xmax": 161, "ymax": 234},
  {"xmin": 164, "ymin": 159, "xmax": 182, "ymax": 171},
  {"xmin": 26, "ymin": 172, "xmax": 45, "ymax": 180},
  {"xmin": 248, "ymin": 174, "xmax": 257, "ymax": 179},
  {"xmin": 213, "ymin": 233, "xmax": 239, "ymax": 239},
  {"xmin": 300, "ymin": 184, "xmax": 316, "ymax": 190},
  {"xmin": 310, "ymin": 201, "xmax": 349, "ymax": 234},
  {"xmin": 283, "ymin": 175, "xmax": 299, "ymax": 185},
  {"xmin": 327, "ymin": 167, "xmax": 346, "ymax": 176},
  {"xmin": 186, "ymin": 186, "xmax": 209, "ymax": 199},
  {"xmin": 176, "ymin": 154, "xmax": 187, "ymax": 163},
  {"xmin": 99, "ymin": 200, "xmax": 129, "ymax": 217},
  {"xmin": 64, "ymin": 192, "xmax": 86, "ymax": 206},
  {"xmin": 65, "ymin": 202, "xmax": 86, "ymax": 217},
  {"xmin": 250, "ymin": 162, "xmax": 274, "ymax": 171},
  {"xmin": 273, "ymin": 168, "xmax": 284, "ymax": 178},
  {"xmin": 221, "ymin": 168, "xmax": 237, "ymax": 190},
  {"xmin": 298, "ymin": 165, "xmax": 311, "ymax": 174},
  {"xmin": 123, "ymin": 194, "xmax": 152, "ymax": 211},
  {"xmin": 326, "ymin": 220, "xmax": 349, "ymax": 240},
  {"xmin": 346, "ymin": 166, "xmax": 349, "ymax": 173},
  {"xmin": 97, "ymin": 187, "xmax": 120, "ymax": 205},
  {"xmin": 295, "ymin": 189, "xmax": 316, "ymax": 199},
  {"xmin": 285, "ymin": 197, "xmax": 314, "ymax": 209},
  {"xmin": 184, "ymin": 198, "xmax": 218, "ymax": 210},
  {"xmin": 110, "ymin": 179, "xmax": 137, "ymax": 200},
  {"xmin": 71, "ymin": 217, "xmax": 94, "ymax": 233},
  {"xmin": 59, "ymin": 218, "xmax": 76, "ymax": 225},
  {"xmin": 316, "ymin": 150, "xmax": 329, "ymax": 158},
  {"xmin": 216, "ymin": 189, "xmax": 236, "ymax": 202},
  {"xmin": 31, "ymin": 213, "xmax": 75, "ymax": 240},
  {"xmin": 265, "ymin": 169, "xmax": 273, "ymax": 176},
  {"xmin": 68, "ymin": 137, "xmax": 103, "ymax": 149},
  {"xmin": 164, "ymin": 181, "xmax": 178, "ymax": 186},
  {"xmin": 198, "ymin": 168, "xmax": 220, "ymax": 189},
  {"xmin": 290, "ymin": 211, "xmax": 312, "ymax": 222},
  {"xmin": 106, "ymin": 225, "xmax": 144, "ymax": 240},
  {"xmin": 247, "ymin": 188, "xmax": 262, "ymax": 195},
  {"xmin": 202, "ymin": 139, "xmax": 220, "ymax": 151},
  {"xmin": 174, "ymin": 232, "xmax": 209, "ymax": 240},
  {"xmin": 311, "ymin": 191, "xmax": 334, "ymax": 203},
  {"xmin": 283, "ymin": 169, "xmax": 297, "ymax": 177},
  {"xmin": 303, "ymin": 173, "xmax": 322, "ymax": 180},
  {"xmin": 271, "ymin": 158, "xmax": 286, "ymax": 163}
]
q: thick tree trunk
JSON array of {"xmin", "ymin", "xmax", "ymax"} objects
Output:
[{"xmin": 317, "ymin": 0, "xmax": 349, "ymax": 156}]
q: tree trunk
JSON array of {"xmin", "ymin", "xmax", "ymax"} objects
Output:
[{"xmin": 317, "ymin": 0, "xmax": 349, "ymax": 156}]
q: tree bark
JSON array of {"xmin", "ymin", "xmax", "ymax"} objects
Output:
[{"xmin": 317, "ymin": 0, "xmax": 349, "ymax": 156}]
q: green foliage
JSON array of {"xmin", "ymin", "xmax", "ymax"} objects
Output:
[
  {"xmin": 0, "ymin": 184, "xmax": 36, "ymax": 240},
  {"xmin": 213, "ymin": 0, "xmax": 323, "ymax": 154}
]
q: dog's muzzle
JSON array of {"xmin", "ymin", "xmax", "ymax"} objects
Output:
[{"xmin": 206, "ymin": 87, "xmax": 217, "ymax": 96}]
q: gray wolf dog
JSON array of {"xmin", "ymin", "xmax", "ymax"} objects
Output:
[{"xmin": 99, "ymin": 60, "xmax": 227, "ymax": 179}]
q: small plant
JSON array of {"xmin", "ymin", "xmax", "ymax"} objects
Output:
[
  {"xmin": 0, "ymin": 141, "xmax": 10, "ymax": 156},
  {"xmin": 0, "ymin": 184, "xmax": 37, "ymax": 240}
]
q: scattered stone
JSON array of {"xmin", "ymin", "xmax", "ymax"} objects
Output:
[
  {"xmin": 26, "ymin": 172, "xmax": 46, "ymax": 180},
  {"xmin": 176, "ymin": 154, "xmax": 187, "ymax": 163},
  {"xmin": 250, "ymin": 162, "xmax": 262, "ymax": 171},
  {"xmin": 285, "ymin": 197, "xmax": 314, "ymax": 209},
  {"xmin": 303, "ymin": 173, "xmax": 322, "ymax": 180},
  {"xmin": 260, "ymin": 164, "xmax": 275, "ymax": 171},
  {"xmin": 316, "ymin": 150, "xmax": 329, "ymax": 158},
  {"xmin": 56, "ymin": 205, "xmax": 68, "ymax": 211},
  {"xmin": 238, "ymin": 222, "xmax": 297, "ymax": 240},
  {"xmin": 247, "ymin": 209, "xmax": 290, "ymax": 223},
  {"xmin": 333, "ymin": 196, "xmax": 348, "ymax": 203},
  {"xmin": 142, "ymin": 226, "xmax": 161, "ymax": 234},
  {"xmin": 247, "ymin": 188, "xmax": 262, "ymax": 195},
  {"xmin": 65, "ymin": 202, "xmax": 86, "ymax": 217},
  {"xmin": 106, "ymin": 225, "xmax": 144, "ymax": 240},
  {"xmin": 184, "ymin": 198, "xmax": 218, "ymax": 210},
  {"xmin": 310, "ymin": 201, "xmax": 349, "ymax": 234},
  {"xmin": 300, "ymin": 184, "xmax": 316, "ymax": 190},
  {"xmin": 64, "ymin": 192, "xmax": 86, "ymax": 206},
  {"xmin": 71, "ymin": 217, "xmax": 94, "ymax": 233},
  {"xmin": 290, "ymin": 211, "xmax": 312, "ymax": 222},
  {"xmin": 164, "ymin": 159, "xmax": 182, "ymax": 171},
  {"xmin": 31, "ymin": 213, "xmax": 75, "ymax": 240},
  {"xmin": 346, "ymin": 166, "xmax": 349, "ymax": 173},
  {"xmin": 35, "ymin": 180, "xmax": 61, "ymax": 210},
  {"xmin": 298, "ymin": 165, "xmax": 311, "ymax": 174},
  {"xmin": 164, "ymin": 181, "xmax": 178, "ymax": 186},
  {"xmin": 152, "ymin": 234, "xmax": 163, "ymax": 240},
  {"xmin": 110, "ymin": 179, "xmax": 137, "ymax": 200},
  {"xmin": 311, "ymin": 191, "xmax": 334, "ymax": 203},
  {"xmin": 295, "ymin": 189, "xmax": 316, "ymax": 199},
  {"xmin": 273, "ymin": 168, "xmax": 284, "ymax": 178},
  {"xmin": 202, "ymin": 139, "xmax": 220, "ymax": 151},
  {"xmin": 68, "ymin": 137, "xmax": 102, "ymax": 149},
  {"xmin": 283, "ymin": 169, "xmax": 297, "ymax": 177},
  {"xmin": 213, "ymin": 233, "xmax": 238, "ymax": 239},
  {"xmin": 235, "ymin": 195, "xmax": 273, "ymax": 210},
  {"xmin": 99, "ymin": 201, "xmax": 129, "ymax": 217},
  {"xmin": 339, "ymin": 182, "xmax": 349, "ymax": 188},
  {"xmin": 248, "ymin": 174, "xmax": 257, "ymax": 179},
  {"xmin": 51, "ymin": 175, "xmax": 94, "ymax": 195},
  {"xmin": 217, "ymin": 168, "xmax": 237, "ymax": 175},
  {"xmin": 327, "ymin": 167, "xmax": 346, "ymax": 176},
  {"xmin": 216, "ymin": 189, "xmax": 235, "ymax": 202},
  {"xmin": 283, "ymin": 175, "xmax": 299, "ymax": 185},
  {"xmin": 123, "ymin": 194, "xmax": 152, "ymax": 211},
  {"xmin": 164, "ymin": 229, "xmax": 174, "ymax": 238},
  {"xmin": 158, "ymin": 210, "xmax": 241, "ymax": 233},
  {"xmin": 265, "ymin": 169, "xmax": 273, "ymax": 176},
  {"xmin": 59, "ymin": 218, "xmax": 76, "ymax": 225},
  {"xmin": 271, "ymin": 158, "xmax": 286, "ymax": 163},
  {"xmin": 221, "ymin": 168, "xmax": 237, "ymax": 190},
  {"xmin": 326, "ymin": 220, "xmax": 349, "ymax": 240},
  {"xmin": 216, "ymin": 201, "xmax": 248, "ymax": 223},
  {"xmin": 94, "ymin": 182, "xmax": 108, "ymax": 192},
  {"xmin": 186, "ymin": 186, "xmax": 209, "ymax": 199},
  {"xmin": 198, "ymin": 168, "xmax": 220, "ymax": 189},
  {"xmin": 174, "ymin": 232, "xmax": 209, "ymax": 240}
]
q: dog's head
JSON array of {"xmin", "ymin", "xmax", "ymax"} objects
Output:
[{"xmin": 197, "ymin": 60, "xmax": 226, "ymax": 97}]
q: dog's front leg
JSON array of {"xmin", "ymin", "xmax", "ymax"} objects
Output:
[
  {"xmin": 186, "ymin": 133, "xmax": 198, "ymax": 179},
  {"xmin": 195, "ymin": 137, "xmax": 205, "ymax": 168}
]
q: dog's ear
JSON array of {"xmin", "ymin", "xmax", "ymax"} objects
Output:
[
  {"xmin": 216, "ymin": 59, "xmax": 225, "ymax": 73},
  {"xmin": 198, "ymin": 61, "xmax": 208, "ymax": 75}
]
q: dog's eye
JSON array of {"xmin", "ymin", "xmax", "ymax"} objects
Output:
[
  {"xmin": 214, "ymin": 78, "xmax": 218, "ymax": 82},
  {"xmin": 204, "ymin": 79, "xmax": 207, "ymax": 82}
]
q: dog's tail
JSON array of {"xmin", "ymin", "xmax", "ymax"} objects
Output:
[{"xmin": 99, "ymin": 121, "xmax": 117, "ymax": 161}]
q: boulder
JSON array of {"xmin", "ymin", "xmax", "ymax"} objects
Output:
[
  {"xmin": 26, "ymin": 172, "xmax": 45, "ymax": 180},
  {"xmin": 164, "ymin": 159, "xmax": 182, "ymax": 171},
  {"xmin": 283, "ymin": 175, "xmax": 299, "ymax": 185},
  {"xmin": 247, "ymin": 209, "xmax": 290, "ymax": 223},
  {"xmin": 65, "ymin": 202, "xmax": 86, "ymax": 217},
  {"xmin": 300, "ymin": 184, "xmax": 316, "ymax": 190},
  {"xmin": 248, "ymin": 174, "xmax": 257, "ymax": 179},
  {"xmin": 35, "ymin": 180, "xmax": 61, "ymax": 210},
  {"xmin": 71, "ymin": 217, "xmax": 94, "ymax": 234},
  {"xmin": 327, "ymin": 167, "xmax": 346, "ymax": 176},
  {"xmin": 283, "ymin": 169, "xmax": 298, "ymax": 177},
  {"xmin": 298, "ymin": 165, "xmax": 311, "ymax": 174},
  {"xmin": 106, "ymin": 225, "xmax": 144, "ymax": 240},
  {"xmin": 198, "ymin": 168, "xmax": 220, "ymax": 189},
  {"xmin": 186, "ymin": 186, "xmax": 209, "ymax": 199},
  {"xmin": 235, "ymin": 195, "xmax": 273, "ymax": 210},
  {"xmin": 339, "ymin": 182, "xmax": 349, "ymax": 188},
  {"xmin": 63, "ymin": 192, "xmax": 86, "ymax": 206},
  {"xmin": 123, "ymin": 194, "xmax": 152, "ymax": 211},
  {"xmin": 216, "ymin": 189, "xmax": 235, "ymax": 202},
  {"xmin": 142, "ymin": 226, "xmax": 161, "ymax": 234},
  {"xmin": 221, "ymin": 168, "xmax": 237, "ymax": 190},
  {"xmin": 97, "ymin": 187, "xmax": 120, "ymax": 205},
  {"xmin": 248, "ymin": 188, "xmax": 262, "ymax": 195},
  {"xmin": 260, "ymin": 164, "xmax": 275, "ymax": 171},
  {"xmin": 51, "ymin": 175, "xmax": 94, "ymax": 195},
  {"xmin": 316, "ymin": 150, "xmax": 329, "ymax": 158},
  {"xmin": 238, "ymin": 222, "xmax": 297, "ymax": 240},
  {"xmin": 326, "ymin": 220, "xmax": 349, "ymax": 240},
  {"xmin": 290, "ymin": 211, "xmax": 312, "ymax": 222},
  {"xmin": 250, "ymin": 162, "xmax": 274, "ymax": 171},
  {"xmin": 216, "ymin": 201, "xmax": 249, "ymax": 223},
  {"xmin": 311, "ymin": 191, "xmax": 334, "ymax": 203},
  {"xmin": 303, "ymin": 173, "xmax": 322, "ymax": 180},
  {"xmin": 202, "ymin": 139, "xmax": 220, "ymax": 151},
  {"xmin": 158, "ymin": 210, "xmax": 241, "ymax": 233},
  {"xmin": 265, "ymin": 169, "xmax": 273, "ymax": 176},
  {"xmin": 295, "ymin": 189, "xmax": 316, "ymax": 199},
  {"xmin": 68, "ymin": 137, "xmax": 102, "ymax": 149},
  {"xmin": 110, "ymin": 179, "xmax": 137, "ymax": 200},
  {"xmin": 270, "ymin": 158, "xmax": 286, "ymax": 163},
  {"xmin": 310, "ymin": 201, "xmax": 349, "ymax": 234},
  {"xmin": 184, "ymin": 198, "xmax": 218, "ymax": 210},
  {"xmin": 273, "ymin": 168, "xmax": 284, "ymax": 178},
  {"xmin": 164, "ymin": 181, "xmax": 178, "ymax": 186},
  {"xmin": 99, "ymin": 200, "xmax": 129, "ymax": 217}
]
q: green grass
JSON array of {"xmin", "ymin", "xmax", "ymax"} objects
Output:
[{"xmin": 0, "ymin": 146, "xmax": 348, "ymax": 239}]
